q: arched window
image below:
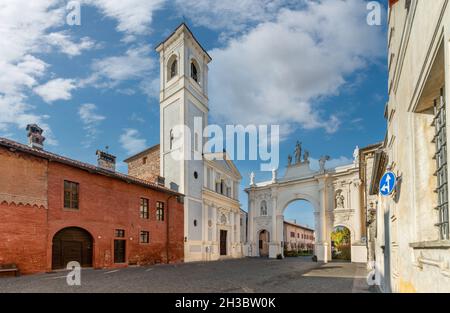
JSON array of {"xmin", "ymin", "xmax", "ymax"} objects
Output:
[
  {"xmin": 167, "ymin": 55, "xmax": 178, "ymax": 81},
  {"xmin": 260, "ymin": 200, "xmax": 268, "ymax": 216},
  {"xmin": 170, "ymin": 59, "xmax": 178, "ymax": 78},
  {"xmin": 191, "ymin": 61, "xmax": 198, "ymax": 82}
]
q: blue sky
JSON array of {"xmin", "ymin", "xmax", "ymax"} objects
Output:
[{"xmin": 0, "ymin": 0, "xmax": 388, "ymax": 228}]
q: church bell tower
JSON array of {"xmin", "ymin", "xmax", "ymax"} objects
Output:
[{"xmin": 155, "ymin": 23, "xmax": 211, "ymax": 261}]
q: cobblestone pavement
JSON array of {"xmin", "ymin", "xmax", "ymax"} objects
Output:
[{"xmin": 0, "ymin": 257, "xmax": 376, "ymax": 293}]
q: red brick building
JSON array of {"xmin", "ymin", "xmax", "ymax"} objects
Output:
[{"xmin": 0, "ymin": 126, "xmax": 184, "ymax": 274}]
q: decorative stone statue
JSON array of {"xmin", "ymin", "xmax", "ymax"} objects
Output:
[
  {"xmin": 287, "ymin": 155, "xmax": 292, "ymax": 166},
  {"xmin": 303, "ymin": 150, "xmax": 309, "ymax": 162},
  {"xmin": 250, "ymin": 172, "xmax": 255, "ymax": 186},
  {"xmin": 294, "ymin": 141, "xmax": 302, "ymax": 164},
  {"xmin": 271, "ymin": 168, "xmax": 277, "ymax": 183},
  {"xmin": 353, "ymin": 145, "xmax": 360, "ymax": 166},
  {"xmin": 336, "ymin": 191, "xmax": 345, "ymax": 208},
  {"xmin": 319, "ymin": 155, "xmax": 330, "ymax": 172}
]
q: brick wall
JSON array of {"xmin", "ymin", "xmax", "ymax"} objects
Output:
[
  {"xmin": 0, "ymin": 147, "xmax": 48, "ymax": 274},
  {"xmin": 46, "ymin": 161, "xmax": 183, "ymax": 271},
  {"xmin": 125, "ymin": 146, "xmax": 160, "ymax": 183},
  {"xmin": 0, "ymin": 146, "xmax": 184, "ymax": 274}
]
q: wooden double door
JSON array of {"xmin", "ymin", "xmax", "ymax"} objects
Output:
[{"xmin": 52, "ymin": 227, "xmax": 93, "ymax": 269}]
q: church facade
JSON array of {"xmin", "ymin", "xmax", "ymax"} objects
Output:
[{"xmin": 125, "ymin": 24, "xmax": 243, "ymax": 262}]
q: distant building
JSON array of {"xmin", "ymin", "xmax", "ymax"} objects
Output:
[
  {"xmin": 283, "ymin": 221, "xmax": 315, "ymax": 252},
  {"xmin": 0, "ymin": 127, "xmax": 184, "ymax": 274}
]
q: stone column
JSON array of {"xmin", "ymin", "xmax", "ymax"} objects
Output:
[
  {"xmin": 230, "ymin": 211, "xmax": 235, "ymax": 255},
  {"xmin": 203, "ymin": 203, "xmax": 209, "ymax": 260},
  {"xmin": 316, "ymin": 178, "xmax": 329, "ymax": 263},
  {"xmin": 352, "ymin": 179, "xmax": 363, "ymax": 241},
  {"xmin": 277, "ymin": 214, "xmax": 284, "ymax": 256},
  {"xmin": 248, "ymin": 194, "xmax": 256, "ymax": 256},
  {"xmin": 212, "ymin": 205, "xmax": 217, "ymax": 241},
  {"xmin": 271, "ymin": 197, "xmax": 277, "ymax": 243},
  {"xmin": 269, "ymin": 194, "xmax": 279, "ymax": 258},
  {"xmin": 314, "ymin": 211, "xmax": 321, "ymax": 256},
  {"xmin": 235, "ymin": 211, "xmax": 241, "ymax": 255},
  {"xmin": 204, "ymin": 203, "xmax": 209, "ymax": 241}
]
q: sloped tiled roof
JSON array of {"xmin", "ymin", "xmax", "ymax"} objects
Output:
[{"xmin": 0, "ymin": 137, "xmax": 182, "ymax": 197}]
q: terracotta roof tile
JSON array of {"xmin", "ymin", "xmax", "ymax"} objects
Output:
[{"xmin": 0, "ymin": 137, "xmax": 182, "ymax": 197}]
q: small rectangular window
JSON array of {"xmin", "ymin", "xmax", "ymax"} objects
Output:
[
  {"xmin": 156, "ymin": 201, "xmax": 165, "ymax": 221},
  {"xmin": 143, "ymin": 157, "xmax": 147, "ymax": 165},
  {"xmin": 64, "ymin": 180, "xmax": 79, "ymax": 209},
  {"xmin": 115, "ymin": 229, "xmax": 125, "ymax": 238},
  {"xmin": 140, "ymin": 198, "xmax": 149, "ymax": 219},
  {"xmin": 140, "ymin": 231, "xmax": 149, "ymax": 244}
]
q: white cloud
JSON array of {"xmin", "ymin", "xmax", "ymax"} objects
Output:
[
  {"xmin": 0, "ymin": 0, "xmax": 66, "ymax": 143},
  {"xmin": 0, "ymin": 94, "xmax": 57, "ymax": 145},
  {"xmin": 34, "ymin": 78, "xmax": 77, "ymax": 103},
  {"xmin": 78, "ymin": 103, "xmax": 106, "ymax": 147},
  {"xmin": 86, "ymin": 46, "xmax": 154, "ymax": 89},
  {"xmin": 119, "ymin": 128, "xmax": 147, "ymax": 155},
  {"xmin": 0, "ymin": 1, "xmax": 96, "ymax": 143},
  {"xmin": 129, "ymin": 113, "xmax": 145, "ymax": 123},
  {"xmin": 84, "ymin": 0, "xmax": 165, "ymax": 37},
  {"xmin": 44, "ymin": 31, "xmax": 97, "ymax": 57},
  {"xmin": 139, "ymin": 76, "xmax": 160, "ymax": 99},
  {"xmin": 175, "ymin": 0, "xmax": 300, "ymax": 33},
  {"xmin": 207, "ymin": 0, "xmax": 384, "ymax": 138}
]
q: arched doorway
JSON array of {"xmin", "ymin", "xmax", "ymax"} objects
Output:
[
  {"xmin": 258, "ymin": 230, "xmax": 270, "ymax": 257},
  {"xmin": 52, "ymin": 227, "xmax": 93, "ymax": 269},
  {"xmin": 283, "ymin": 199, "xmax": 315, "ymax": 256},
  {"xmin": 331, "ymin": 226, "xmax": 351, "ymax": 261}
]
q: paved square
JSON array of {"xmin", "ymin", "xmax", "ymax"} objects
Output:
[{"xmin": 0, "ymin": 257, "xmax": 375, "ymax": 293}]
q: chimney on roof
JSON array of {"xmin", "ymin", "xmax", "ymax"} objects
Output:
[
  {"xmin": 96, "ymin": 149, "xmax": 116, "ymax": 171},
  {"xmin": 26, "ymin": 124, "xmax": 45, "ymax": 150}
]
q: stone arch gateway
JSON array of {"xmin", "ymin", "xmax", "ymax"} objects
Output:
[{"xmin": 245, "ymin": 150, "xmax": 367, "ymax": 263}]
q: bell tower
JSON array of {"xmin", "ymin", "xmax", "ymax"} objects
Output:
[{"xmin": 155, "ymin": 23, "xmax": 211, "ymax": 261}]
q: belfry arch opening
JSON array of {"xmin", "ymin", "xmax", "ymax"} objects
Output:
[{"xmin": 283, "ymin": 199, "xmax": 316, "ymax": 256}]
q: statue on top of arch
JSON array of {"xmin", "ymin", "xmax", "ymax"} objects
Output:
[
  {"xmin": 294, "ymin": 141, "xmax": 302, "ymax": 164},
  {"xmin": 287, "ymin": 141, "xmax": 312, "ymax": 167}
]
